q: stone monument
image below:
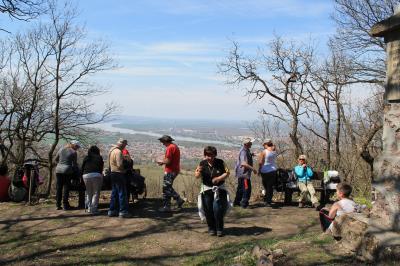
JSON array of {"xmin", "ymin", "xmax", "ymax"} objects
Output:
[{"xmin": 370, "ymin": 8, "xmax": 400, "ymax": 232}]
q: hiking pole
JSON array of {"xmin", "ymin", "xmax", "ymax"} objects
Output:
[{"xmin": 28, "ymin": 167, "xmax": 32, "ymax": 205}]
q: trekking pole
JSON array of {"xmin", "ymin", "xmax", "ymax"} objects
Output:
[{"xmin": 28, "ymin": 167, "xmax": 32, "ymax": 205}]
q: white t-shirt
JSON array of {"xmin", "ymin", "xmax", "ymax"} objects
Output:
[{"xmin": 336, "ymin": 198, "xmax": 356, "ymax": 216}]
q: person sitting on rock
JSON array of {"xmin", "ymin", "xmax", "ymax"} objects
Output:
[{"xmin": 319, "ymin": 182, "xmax": 356, "ymax": 232}]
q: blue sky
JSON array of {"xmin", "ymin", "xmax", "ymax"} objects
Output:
[{"xmin": 6, "ymin": 0, "xmax": 336, "ymax": 121}]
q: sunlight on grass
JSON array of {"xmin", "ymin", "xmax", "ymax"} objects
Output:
[{"xmin": 186, "ymin": 238, "xmax": 278, "ymax": 266}]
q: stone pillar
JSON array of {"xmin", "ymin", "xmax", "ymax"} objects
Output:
[{"xmin": 370, "ymin": 11, "xmax": 400, "ymax": 231}]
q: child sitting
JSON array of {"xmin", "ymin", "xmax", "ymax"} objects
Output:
[{"xmin": 319, "ymin": 182, "xmax": 356, "ymax": 232}]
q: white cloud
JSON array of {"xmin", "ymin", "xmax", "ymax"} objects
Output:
[
  {"xmin": 147, "ymin": 0, "xmax": 332, "ymax": 18},
  {"xmin": 94, "ymin": 84, "xmax": 265, "ymax": 120}
]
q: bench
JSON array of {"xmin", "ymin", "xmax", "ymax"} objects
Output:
[{"xmin": 275, "ymin": 168, "xmax": 339, "ymax": 206}]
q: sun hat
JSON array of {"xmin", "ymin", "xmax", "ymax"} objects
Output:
[
  {"xmin": 158, "ymin": 135, "xmax": 174, "ymax": 142},
  {"xmin": 242, "ymin": 137, "xmax": 255, "ymax": 145},
  {"xmin": 298, "ymin": 154, "xmax": 307, "ymax": 160},
  {"xmin": 117, "ymin": 138, "xmax": 128, "ymax": 145},
  {"xmin": 70, "ymin": 140, "xmax": 81, "ymax": 147}
]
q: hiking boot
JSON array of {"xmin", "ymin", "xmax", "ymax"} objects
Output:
[
  {"xmin": 217, "ymin": 231, "xmax": 224, "ymax": 237},
  {"xmin": 56, "ymin": 206, "xmax": 62, "ymax": 210},
  {"xmin": 108, "ymin": 211, "xmax": 118, "ymax": 217},
  {"xmin": 298, "ymin": 202, "xmax": 305, "ymax": 208},
  {"xmin": 264, "ymin": 202, "xmax": 272, "ymax": 207},
  {"xmin": 177, "ymin": 198, "xmax": 185, "ymax": 209},
  {"xmin": 119, "ymin": 212, "xmax": 131, "ymax": 218},
  {"xmin": 158, "ymin": 206, "xmax": 172, "ymax": 212},
  {"xmin": 63, "ymin": 205, "xmax": 72, "ymax": 211},
  {"xmin": 208, "ymin": 229, "xmax": 216, "ymax": 236}
]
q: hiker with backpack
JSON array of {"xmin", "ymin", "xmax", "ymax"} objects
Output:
[
  {"xmin": 81, "ymin": 145, "xmax": 104, "ymax": 214},
  {"xmin": 107, "ymin": 138, "xmax": 130, "ymax": 218},
  {"xmin": 55, "ymin": 140, "xmax": 81, "ymax": 210}
]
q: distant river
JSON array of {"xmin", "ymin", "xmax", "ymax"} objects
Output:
[{"xmin": 90, "ymin": 123, "xmax": 238, "ymax": 147}]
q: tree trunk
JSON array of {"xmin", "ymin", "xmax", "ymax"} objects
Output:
[{"xmin": 290, "ymin": 118, "xmax": 303, "ymax": 158}]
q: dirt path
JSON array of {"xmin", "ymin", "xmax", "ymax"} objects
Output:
[{"xmin": 0, "ymin": 199, "xmax": 355, "ymax": 266}]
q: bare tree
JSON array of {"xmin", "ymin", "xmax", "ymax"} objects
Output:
[
  {"xmin": 0, "ymin": 1, "xmax": 117, "ymax": 195},
  {"xmin": 332, "ymin": 0, "xmax": 399, "ymax": 83},
  {"xmin": 341, "ymin": 87, "xmax": 383, "ymax": 177},
  {"xmin": 0, "ymin": 30, "xmax": 53, "ymax": 167},
  {"xmin": 302, "ymin": 44, "xmax": 351, "ymax": 168},
  {"xmin": 219, "ymin": 37, "xmax": 315, "ymax": 158},
  {"xmin": 0, "ymin": 0, "xmax": 47, "ymax": 32},
  {"xmin": 248, "ymin": 114, "xmax": 290, "ymax": 157},
  {"xmin": 332, "ymin": 0, "xmax": 389, "ymax": 178},
  {"xmin": 37, "ymin": 2, "xmax": 116, "ymax": 195}
]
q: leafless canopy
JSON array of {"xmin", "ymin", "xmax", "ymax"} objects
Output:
[
  {"xmin": 0, "ymin": 0, "xmax": 46, "ymax": 20},
  {"xmin": 332, "ymin": 0, "xmax": 400, "ymax": 83},
  {"xmin": 219, "ymin": 37, "xmax": 316, "ymax": 157}
]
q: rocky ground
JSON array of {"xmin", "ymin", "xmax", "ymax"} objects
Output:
[{"xmin": 0, "ymin": 197, "xmax": 361, "ymax": 266}]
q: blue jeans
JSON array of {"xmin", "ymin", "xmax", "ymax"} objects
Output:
[
  {"xmin": 202, "ymin": 189, "xmax": 227, "ymax": 232},
  {"xmin": 234, "ymin": 178, "xmax": 252, "ymax": 208},
  {"xmin": 109, "ymin": 172, "xmax": 129, "ymax": 215}
]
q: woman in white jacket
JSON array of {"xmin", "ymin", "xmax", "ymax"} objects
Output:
[{"xmin": 195, "ymin": 146, "xmax": 230, "ymax": 237}]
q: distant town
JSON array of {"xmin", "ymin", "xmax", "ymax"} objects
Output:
[{"xmin": 88, "ymin": 120, "xmax": 255, "ymax": 169}]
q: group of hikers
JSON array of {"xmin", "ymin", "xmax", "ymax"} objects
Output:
[{"xmin": 0, "ymin": 135, "xmax": 357, "ymax": 238}]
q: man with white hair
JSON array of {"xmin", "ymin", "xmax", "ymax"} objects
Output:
[
  {"xmin": 233, "ymin": 137, "xmax": 257, "ymax": 208},
  {"xmin": 108, "ymin": 138, "xmax": 130, "ymax": 218}
]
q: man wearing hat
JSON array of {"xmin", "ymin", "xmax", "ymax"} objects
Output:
[
  {"xmin": 157, "ymin": 135, "xmax": 185, "ymax": 212},
  {"xmin": 233, "ymin": 137, "xmax": 257, "ymax": 208},
  {"xmin": 107, "ymin": 138, "xmax": 130, "ymax": 218},
  {"xmin": 294, "ymin": 154, "xmax": 319, "ymax": 209}
]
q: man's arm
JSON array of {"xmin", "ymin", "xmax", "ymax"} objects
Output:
[{"xmin": 240, "ymin": 151, "xmax": 257, "ymax": 174}]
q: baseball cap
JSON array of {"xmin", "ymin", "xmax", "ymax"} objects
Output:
[
  {"xmin": 298, "ymin": 154, "xmax": 307, "ymax": 160},
  {"xmin": 242, "ymin": 137, "xmax": 254, "ymax": 145},
  {"xmin": 70, "ymin": 140, "xmax": 81, "ymax": 147}
]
